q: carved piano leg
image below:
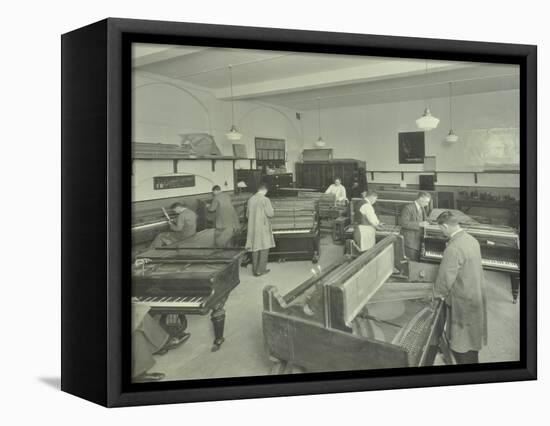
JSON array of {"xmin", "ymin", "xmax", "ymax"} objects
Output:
[
  {"xmin": 510, "ymin": 274, "xmax": 520, "ymax": 304},
  {"xmin": 210, "ymin": 299, "xmax": 228, "ymax": 352}
]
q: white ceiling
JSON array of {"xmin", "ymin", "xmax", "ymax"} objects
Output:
[{"xmin": 133, "ymin": 44, "xmax": 520, "ymax": 110}]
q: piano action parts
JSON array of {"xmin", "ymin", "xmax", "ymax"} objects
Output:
[
  {"xmin": 263, "ymin": 235, "xmax": 446, "ymax": 373},
  {"xmin": 133, "ymin": 229, "xmax": 246, "ymax": 351}
]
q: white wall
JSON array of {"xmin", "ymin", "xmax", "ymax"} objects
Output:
[
  {"xmin": 301, "ymin": 89, "xmax": 520, "ymax": 188},
  {"xmin": 132, "ymin": 71, "xmax": 304, "ymax": 200}
]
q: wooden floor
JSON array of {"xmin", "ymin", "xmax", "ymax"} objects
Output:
[{"xmin": 151, "ymin": 235, "xmax": 520, "ymax": 381}]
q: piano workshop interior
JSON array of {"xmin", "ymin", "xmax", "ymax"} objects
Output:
[{"xmin": 130, "ymin": 42, "xmax": 521, "ymax": 383}]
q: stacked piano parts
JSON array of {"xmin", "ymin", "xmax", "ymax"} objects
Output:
[
  {"xmin": 133, "ymin": 229, "xmax": 246, "ymax": 351},
  {"xmin": 263, "ymin": 235, "xmax": 446, "ymax": 372},
  {"xmin": 420, "ymin": 223, "xmax": 520, "ymax": 302}
]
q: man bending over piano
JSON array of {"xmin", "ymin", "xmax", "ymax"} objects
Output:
[
  {"xmin": 208, "ymin": 185, "xmax": 241, "ymax": 247},
  {"xmin": 434, "ymin": 211, "xmax": 488, "ymax": 365},
  {"xmin": 150, "ymin": 202, "xmax": 197, "ymax": 249},
  {"xmin": 399, "ymin": 191, "xmax": 431, "ymax": 261}
]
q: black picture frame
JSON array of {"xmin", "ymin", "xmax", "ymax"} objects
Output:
[
  {"xmin": 61, "ymin": 18, "xmax": 537, "ymax": 407},
  {"xmin": 398, "ymin": 131, "xmax": 425, "ymax": 164}
]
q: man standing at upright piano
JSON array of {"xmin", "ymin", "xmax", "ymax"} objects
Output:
[
  {"xmin": 208, "ymin": 185, "xmax": 241, "ymax": 247},
  {"xmin": 245, "ymin": 183, "xmax": 275, "ymax": 277},
  {"xmin": 399, "ymin": 192, "xmax": 431, "ymax": 261},
  {"xmin": 435, "ymin": 211, "xmax": 488, "ymax": 365}
]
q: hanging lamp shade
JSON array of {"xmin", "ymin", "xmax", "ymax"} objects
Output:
[
  {"xmin": 226, "ymin": 65, "xmax": 242, "ymax": 141},
  {"xmin": 315, "ymin": 137, "xmax": 325, "ymax": 147},
  {"xmin": 314, "ymin": 97, "xmax": 326, "ymax": 147},
  {"xmin": 416, "ymin": 107, "xmax": 440, "ymax": 131},
  {"xmin": 225, "ymin": 125, "xmax": 242, "ymax": 141},
  {"xmin": 445, "ymin": 130, "xmax": 459, "ymax": 143},
  {"xmin": 444, "ymin": 82, "xmax": 459, "ymax": 143},
  {"xmin": 416, "ymin": 60, "xmax": 439, "ymax": 131}
]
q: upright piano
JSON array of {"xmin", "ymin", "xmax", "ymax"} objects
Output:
[
  {"xmin": 133, "ymin": 229, "xmax": 246, "ymax": 351},
  {"xmin": 263, "ymin": 235, "xmax": 447, "ymax": 373},
  {"xmin": 236, "ymin": 197, "xmax": 321, "ymax": 263},
  {"xmin": 420, "ymin": 223, "xmax": 520, "ymax": 302}
]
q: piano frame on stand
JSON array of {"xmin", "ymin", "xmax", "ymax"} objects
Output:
[{"xmin": 263, "ymin": 235, "xmax": 448, "ymax": 373}]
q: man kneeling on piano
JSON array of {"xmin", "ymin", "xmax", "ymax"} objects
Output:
[
  {"xmin": 434, "ymin": 211, "xmax": 488, "ymax": 365},
  {"xmin": 132, "ymin": 302, "xmax": 190, "ymax": 382}
]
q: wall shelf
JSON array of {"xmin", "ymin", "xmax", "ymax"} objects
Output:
[{"xmin": 368, "ymin": 169, "xmax": 519, "ymax": 184}]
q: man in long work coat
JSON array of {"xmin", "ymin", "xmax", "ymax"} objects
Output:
[
  {"xmin": 245, "ymin": 183, "xmax": 275, "ymax": 276},
  {"xmin": 399, "ymin": 191, "xmax": 431, "ymax": 260},
  {"xmin": 207, "ymin": 185, "xmax": 241, "ymax": 247},
  {"xmin": 435, "ymin": 211, "xmax": 488, "ymax": 365}
]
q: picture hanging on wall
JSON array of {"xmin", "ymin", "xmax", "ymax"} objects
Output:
[{"xmin": 399, "ymin": 131, "xmax": 425, "ymax": 164}]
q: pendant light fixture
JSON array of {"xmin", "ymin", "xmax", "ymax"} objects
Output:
[
  {"xmin": 225, "ymin": 65, "xmax": 242, "ymax": 141},
  {"xmin": 445, "ymin": 81, "xmax": 459, "ymax": 143},
  {"xmin": 416, "ymin": 60, "xmax": 440, "ymax": 131},
  {"xmin": 315, "ymin": 97, "xmax": 325, "ymax": 147}
]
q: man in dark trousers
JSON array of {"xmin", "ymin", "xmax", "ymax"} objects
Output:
[
  {"xmin": 150, "ymin": 202, "xmax": 197, "ymax": 248},
  {"xmin": 399, "ymin": 191, "xmax": 431, "ymax": 260},
  {"xmin": 207, "ymin": 185, "xmax": 241, "ymax": 247},
  {"xmin": 245, "ymin": 183, "xmax": 275, "ymax": 277},
  {"xmin": 435, "ymin": 211, "xmax": 488, "ymax": 365}
]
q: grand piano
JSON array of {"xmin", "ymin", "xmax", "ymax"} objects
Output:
[
  {"xmin": 263, "ymin": 235, "xmax": 447, "ymax": 373},
  {"xmin": 133, "ymin": 229, "xmax": 245, "ymax": 351},
  {"xmin": 420, "ymin": 209, "xmax": 520, "ymax": 302}
]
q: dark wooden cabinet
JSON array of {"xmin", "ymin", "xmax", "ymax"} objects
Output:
[
  {"xmin": 234, "ymin": 169, "xmax": 263, "ymax": 193},
  {"xmin": 263, "ymin": 173, "xmax": 293, "ymax": 196},
  {"xmin": 295, "ymin": 159, "xmax": 367, "ymax": 194}
]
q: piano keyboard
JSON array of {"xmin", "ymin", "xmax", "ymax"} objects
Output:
[
  {"xmin": 423, "ymin": 251, "xmax": 519, "ymax": 270},
  {"xmin": 272, "ymin": 229, "xmax": 311, "ymax": 234},
  {"xmin": 134, "ymin": 296, "xmax": 205, "ymax": 308}
]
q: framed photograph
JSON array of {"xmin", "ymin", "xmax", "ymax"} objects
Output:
[
  {"xmin": 61, "ymin": 18, "xmax": 536, "ymax": 407},
  {"xmin": 398, "ymin": 131, "xmax": 425, "ymax": 164}
]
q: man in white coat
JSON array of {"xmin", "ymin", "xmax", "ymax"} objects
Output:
[{"xmin": 245, "ymin": 184, "xmax": 276, "ymax": 276}]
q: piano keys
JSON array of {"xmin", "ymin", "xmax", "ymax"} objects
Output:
[
  {"xmin": 134, "ymin": 229, "xmax": 246, "ymax": 351},
  {"xmin": 420, "ymin": 223, "xmax": 520, "ymax": 302},
  {"xmin": 420, "ymin": 223, "xmax": 520, "ymax": 273},
  {"xmin": 263, "ymin": 235, "xmax": 446, "ymax": 372}
]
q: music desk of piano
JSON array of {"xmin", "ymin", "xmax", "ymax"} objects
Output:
[
  {"xmin": 420, "ymin": 223, "xmax": 520, "ymax": 303},
  {"xmin": 263, "ymin": 235, "xmax": 447, "ymax": 373},
  {"xmin": 133, "ymin": 229, "xmax": 246, "ymax": 351}
]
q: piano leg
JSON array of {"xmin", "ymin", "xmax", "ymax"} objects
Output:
[
  {"xmin": 210, "ymin": 297, "xmax": 228, "ymax": 352},
  {"xmin": 510, "ymin": 274, "xmax": 520, "ymax": 304}
]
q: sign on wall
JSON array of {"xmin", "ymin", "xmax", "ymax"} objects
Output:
[
  {"xmin": 398, "ymin": 131, "xmax": 425, "ymax": 164},
  {"xmin": 153, "ymin": 174, "xmax": 196, "ymax": 190}
]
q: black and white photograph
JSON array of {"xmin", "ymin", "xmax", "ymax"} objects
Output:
[{"xmin": 130, "ymin": 42, "xmax": 522, "ymax": 383}]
